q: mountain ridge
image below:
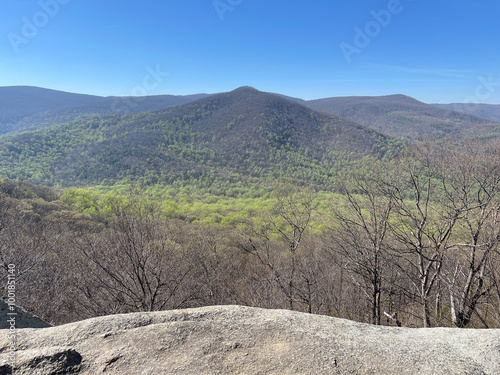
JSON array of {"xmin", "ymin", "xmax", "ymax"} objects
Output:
[
  {"xmin": 435, "ymin": 103, "xmax": 500, "ymax": 123},
  {"xmin": 305, "ymin": 94, "xmax": 500, "ymax": 140},
  {"xmin": 0, "ymin": 86, "xmax": 104, "ymax": 134},
  {"xmin": 3, "ymin": 85, "xmax": 500, "ymax": 141},
  {"xmin": 0, "ymin": 85, "xmax": 212, "ymax": 134},
  {"xmin": 0, "ymin": 86, "xmax": 397, "ymax": 189}
]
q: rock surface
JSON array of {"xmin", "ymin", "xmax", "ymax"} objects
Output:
[{"xmin": 0, "ymin": 305, "xmax": 498, "ymax": 374}]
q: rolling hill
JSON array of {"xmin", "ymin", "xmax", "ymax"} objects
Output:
[
  {"xmin": 4, "ymin": 86, "xmax": 499, "ymax": 143},
  {"xmin": 435, "ymin": 103, "xmax": 500, "ymax": 123},
  {"xmin": 0, "ymin": 86, "xmax": 103, "ymax": 134},
  {"xmin": 0, "ymin": 86, "xmax": 211, "ymax": 135},
  {"xmin": 11, "ymin": 93, "xmax": 211, "ymax": 133},
  {"xmin": 305, "ymin": 94, "xmax": 500, "ymax": 140},
  {"xmin": 0, "ymin": 87, "xmax": 397, "ymax": 190}
]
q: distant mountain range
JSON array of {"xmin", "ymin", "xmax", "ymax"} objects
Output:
[
  {"xmin": 0, "ymin": 86, "xmax": 395, "ymax": 188},
  {"xmin": 1, "ymin": 85, "xmax": 499, "ymax": 189},
  {"xmin": 0, "ymin": 86, "xmax": 210, "ymax": 135},
  {"xmin": 434, "ymin": 103, "xmax": 500, "ymax": 123},
  {"xmin": 305, "ymin": 94, "xmax": 500, "ymax": 140},
  {"xmin": 1, "ymin": 86, "xmax": 498, "ymax": 141},
  {"xmin": 0, "ymin": 86, "xmax": 102, "ymax": 134}
]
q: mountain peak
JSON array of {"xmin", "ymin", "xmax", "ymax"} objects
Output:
[{"xmin": 231, "ymin": 86, "xmax": 260, "ymax": 93}]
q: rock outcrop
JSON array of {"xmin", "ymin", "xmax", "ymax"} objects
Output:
[{"xmin": 0, "ymin": 305, "xmax": 498, "ymax": 374}]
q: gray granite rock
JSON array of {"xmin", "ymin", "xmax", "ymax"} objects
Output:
[{"xmin": 0, "ymin": 305, "xmax": 498, "ymax": 374}]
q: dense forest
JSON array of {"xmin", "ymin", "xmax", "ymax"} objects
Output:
[
  {"xmin": 306, "ymin": 94, "xmax": 500, "ymax": 140},
  {"xmin": 1, "ymin": 140, "xmax": 499, "ymax": 328},
  {"xmin": 1, "ymin": 87, "xmax": 499, "ymax": 329},
  {"xmin": 0, "ymin": 87, "xmax": 402, "ymax": 192}
]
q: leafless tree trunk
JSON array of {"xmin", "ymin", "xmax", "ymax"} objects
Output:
[
  {"xmin": 386, "ymin": 144, "xmax": 459, "ymax": 327},
  {"xmin": 270, "ymin": 184, "xmax": 314, "ymax": 310},
  {"xmin": 438, "ymin": 141, "xmax": 500, "ymax": 327},
  {"xmin": 329, "ymin": 158, "xmax": 393, "ymax": 325},
  {"xmin": 72, "ymin": 200, "xmax": 196, "ymax": 316},
  {"xmin": 239, "ymin": 184, "xmax": 315, "ymax": 311}
]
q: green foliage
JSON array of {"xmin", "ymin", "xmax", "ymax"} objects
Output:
[
  {"xmin": 60, "ymin": 188, "xmax": 101, "ymax": 217},
  {"xmin": 0, "ymin": 88, "xmax": 397, "ymax": 192}
]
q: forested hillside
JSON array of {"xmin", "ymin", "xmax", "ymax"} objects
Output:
[
  {"xmin": 435, "ymin": 103, "xmax": 500, "ymax": 123},
  {"xmin": 305, "ymin": 94, "xmax": 500, "ymax": 140},
  {"xmin": 0, "ymin": 87, "xmax": 400, "ymax": 191},
  {"xmin": 3, "ymin": 85, "xmax": 499, "ymax": 142},
  {"xmin": 1, "ymin": 140, "xmax": 499, "ymax": 329},
  {"xmin": 0, "ymin": 86, "xmax": 103, "ymax": 135},
  {"xmin": 0, "ymin": 86, "xmax": 210, "ymax": 135},
  {"xmin": 1, "ymin": 85, "xmax": 499, "ymax": 331}
]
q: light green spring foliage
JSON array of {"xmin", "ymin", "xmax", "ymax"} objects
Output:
[{"xmin": 60, "ymin": 182, "xmax": 337, "ymax": 233}]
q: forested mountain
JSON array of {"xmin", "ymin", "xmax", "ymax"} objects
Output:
[
  {"xmin": 11, "ymin": 93, "xmax": 211, "ymax": 133},
  {"xmin": 0, "ymin": 86, "xmax": 103, "ymax": 134},
  {"xmin": 0, "ymin": 86, "xmax": 210, "ymax": 135},
  {"xmin": 435, "ymin": 103, "xmax": 500, "ymax": 123},
  {"xmin": 2, "ymin": 88, "xmax": 499, "ymax": 331},
  {"xmin": 4, "ymin": 86, "xmax": 499, "ymax": 142},
  {"xmin": 305, "ymin": 94, "xmax": 500, "ymax": 140},
  {"xmin": 0, "ymin": 86, "xmax": 398, "ymax": 190}
]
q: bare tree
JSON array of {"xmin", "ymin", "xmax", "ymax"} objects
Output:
[
  {"xmin": 385, "ymin": 144, "xmax": 461, "ymax": 327},
  {"xmin": 180, "ymin": 224, "xmax": 246, "ymax": 307},
  {"xmin": 72, "ymin": 199, "xmax": 196, "ymax": 317},
  {"xmin": 269, "ymin": 184, "xmax": 315, "ymax": 310},
  {"xmin": 239, "ymin": 184, "xmax": 315, "ymax": 311},
  {"xmin": 488, "ymin": 255, "xmax": 500, "ymax": 326},
  {"xmin": 438, "ymin": 141, "xmax": 500, "ymax": 327},
  {"xmin": 329, "ymin": 158, "xmax": 393, "ymax": 325}
]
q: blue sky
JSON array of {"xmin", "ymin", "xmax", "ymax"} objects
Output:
[{"xmin": 1, "ymin": 0, "xmax": 499, "ymax": 103}]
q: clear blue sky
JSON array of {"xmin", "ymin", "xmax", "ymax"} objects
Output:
[{"xmin": 1, "ymin": 0, "xmax": 499, "ymax": 103}]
